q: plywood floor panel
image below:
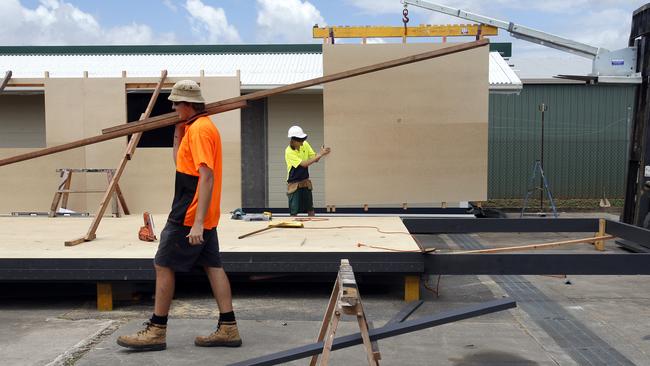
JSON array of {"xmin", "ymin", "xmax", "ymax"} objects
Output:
[{"xmin": 0, "ymin": 216, "xmax": 419, "ymax": 258}]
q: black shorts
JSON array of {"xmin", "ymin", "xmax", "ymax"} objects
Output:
[{"xmin": 154, "ymin": 221, "xmax": 222, "ymax": 272}]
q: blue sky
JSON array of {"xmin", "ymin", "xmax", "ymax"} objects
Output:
[{"xmin": 1, "ymin": 0, "xmax": 647, "ymax": 77}]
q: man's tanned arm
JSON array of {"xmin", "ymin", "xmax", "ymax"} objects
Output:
[
  {"xmin": 172, "ymin": 125, "xmax": 185, "ymax": 164},
  {"xmin": 187, "ymin": 165, "xmax": 214, "ymax": 245}
]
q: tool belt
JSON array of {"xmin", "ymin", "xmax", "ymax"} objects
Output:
[{"xmin": 287, "ymin": 179, "xmax": 313, "ymax": 194}]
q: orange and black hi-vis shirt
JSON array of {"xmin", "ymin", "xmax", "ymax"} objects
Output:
[{"xmin": 168, "ymin": 112, "xmax": 223, "ymax": 229}]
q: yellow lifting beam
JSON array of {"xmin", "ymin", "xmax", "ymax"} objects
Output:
[{"xmin": 313, "ymin": 24, "xmax": 498, "ymax": 40}]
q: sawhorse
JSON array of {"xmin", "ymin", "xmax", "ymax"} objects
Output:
[
  {"xmin": 311, "ymin": 259, "xmax": 380, "ymax": 366},
  {"xmin": 49, "ymin": 168, "xmax": 129, "ymax": 218}
]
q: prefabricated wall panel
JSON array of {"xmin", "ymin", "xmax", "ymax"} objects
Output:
[
  {"xmin": 323, "ymin": 43, "xmax": 489, "ymax": 205},
  {"xmin": 0, "ymin": 149, "xmax": 86, "ymax": 212},
  {"xmin": 0, "ymin": 93, "xmax": 54, "ymax": 212},
  {"xmin": 0, "ymin": 94, "xmax": 46, "ymax": 148},
  {"xmin": 0, "ymin": 76, "xmax": 241, "ymax": 215},
  {"xmin": 121, "ymin": 77, "xmax": 186, "ymax": 214},
  {"xmin": 267, "ymin": 94, "xmax": 325, "ymax": 208},
  {"xmin": 82, "ymin": 78, "xmax": 127, "ymax": 211},
  {"xmin": 0, "ymin": 78, "xmax": 90, "ymax": 212},
  {"xmin": 199, "ymin": 76, "xmax": 242, "ymax": 213},
  {"xmin": 121, "ymin": 75, "xmax": 242, "ymax": 215}
]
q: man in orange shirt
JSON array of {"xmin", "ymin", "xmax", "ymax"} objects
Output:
[{"xmin": 117, "ymin": 80, "xmax": 241, "ymax": 351}]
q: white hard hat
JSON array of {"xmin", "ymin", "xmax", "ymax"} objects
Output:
[{"xmin": 288, "ymin": 125, "xmax": 307, "ymax": 139}]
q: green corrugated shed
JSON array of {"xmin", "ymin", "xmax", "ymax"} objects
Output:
[{"xmin": 489, "ymin": 83, "xmax": 637, "ymax": 199}]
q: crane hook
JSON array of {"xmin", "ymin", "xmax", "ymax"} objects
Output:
[{"xmin": 402, "ymin": 5, "xmax": 409, "ymax": 36}]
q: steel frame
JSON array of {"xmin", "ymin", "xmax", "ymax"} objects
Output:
[
  {"xmin": 2, "ymin": 218, "xmax": 650, "ymax": 281},
  {"xmin": 403, "ymin": 217, "xmax": 599, "ymax": 233},
  {"xmin": 0, "ymin": 253, "xmax": 424, "ymax": 281},
  {"xmin": 407, "ymin": 217, "xmax": 650, "ymax": 274},
  {"xmin": 424, "ymin": 253, "xmax": 650, "ymax": 275},
  {"xmin": 242, "ymin": 206, "xmax": 472, "ymax": 215}
]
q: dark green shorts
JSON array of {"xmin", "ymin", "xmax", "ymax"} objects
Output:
[{"xmin": 288, "ymin": 187, "xmax": 314, "ymax": 215}]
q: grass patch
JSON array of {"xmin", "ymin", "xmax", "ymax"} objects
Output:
[{"xmin": 482, "ymin": 198, "xmax": 624, "ymax": 211}]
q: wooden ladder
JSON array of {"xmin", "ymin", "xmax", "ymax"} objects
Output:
[{"xmin": 310, "ymin": 259, "xmax": 380, "ymax": 366}]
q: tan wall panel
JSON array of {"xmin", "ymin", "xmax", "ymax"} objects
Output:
[
  {"xmin": 0, "ymin": 148, "xmax": 86, "ymax": 213},
  {"xmin": 82, "ymin": 78, "xmax": 127, "ymax": 210},
  {"xmin": 200, "ymin": 76, "xmax": 241, "ymax": 213},
  {"xmin": 267, "ymin": 94, "xmax": 325, "ymax": 208},
  {"xmin": 121, "ymin": 76, "xmax": 179, "ymax": 215},
  {"xmin": 121, "ymin": 75, "xmax": 241, "ymax": 215},
  {"xmin": 0, "ymin": 76, "xmax": 242, "ymax": 215},
  {"xmin": 120, "ymin": 148, "xmax": 176, "ymax": 214},
  {"xmin": 0, "ymin": 95, "xmax": 46, "ymax": 148},
  {"xmin": 44, "ymin": 78, "xmax": 86, "ymax": 145},
  {"xmin": 43, "ymin": 78, "xmax": 88, "ymax": 210},
  {"xmin": 323, "ymin": 43, "xmax": 488, "ymax": 205}
]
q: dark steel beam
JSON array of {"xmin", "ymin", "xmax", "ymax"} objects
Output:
[
  {"xmin": 0, "ymin": 253, "xmax": 424, "ymax": 281},
  {"xmin": 228, "ymin": 298, "xmax": 516, "ymax": 366},
  {"xmin": 616, "ymin": 239, "xmax": 650, "ymax": 253},
  {"xmin": 242, "ymin": 207, "xmax": 471, "ymax": 215},
  {"xmin": 606, "ymin": 219, "xmax": 650, "ymax": 250},
  {"xmin": 221, "ymin": 253, "xmax": 424, "ymax": 273},
  {"xmin": 402, "ymin": 218, "xmax": 599, "ymax": 234},
  {"xmin": 4, "ymin": 251, "xmax": 650, "ymax": 280},
  {"xmin": 0, "ymin": 259, "xmax": 155, "ymax": 281},
  {"xmin": 424, "ymin": 253, "xmax": 650, "ymax": 275},
  {"xmin": 387, "ymin": 300, "xmax": 424, "ymax": 324}
]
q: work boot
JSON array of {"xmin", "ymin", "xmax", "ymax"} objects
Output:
[
  {"xmin": 194, "ymin": 321, "xmax": 242, "ymax": 347},
  {"xmin": 117, "ymin": 322, "xmax": 167, "ymax": 351}
]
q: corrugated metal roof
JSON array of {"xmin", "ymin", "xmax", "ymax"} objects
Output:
[
  {"xmin": 489, "ymin": 51, "xmax": 522, "ymax": 91},
  {"xmin": 0, "ymin": 53, "xmax": 323, "ymax": 85},
  {"xmin": 0, "ymin": 44, "xmax": 322, "ymax": 55},
  {"xmin": 0, "ymin": 50, "xmax": 521, "ymax": 91}
]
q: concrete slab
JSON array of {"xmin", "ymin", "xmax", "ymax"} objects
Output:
[
  {"xmin": 0, "ymin": 309, "xmax": 114, "ymax": 366},
  {"xmin": 79, "ymin": 317, "xmax": 557, "ymax": 366},
  {"xmin": 524, "ymin": 275, "xmax": 650, "ymax": 365}
]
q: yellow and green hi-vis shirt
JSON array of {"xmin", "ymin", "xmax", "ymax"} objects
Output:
[{"xmin": 285, "ymin": 141, "xmax": 316, "ymax": 183}]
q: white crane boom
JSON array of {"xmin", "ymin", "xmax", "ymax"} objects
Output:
[{"xmin": 402, "ymin": 0, "xmax": 640, "ymax": 83}]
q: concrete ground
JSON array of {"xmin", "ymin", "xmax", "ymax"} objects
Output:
[{"xmin": 2, "ymin": 213, "xmax": 650, "ymax": 365}]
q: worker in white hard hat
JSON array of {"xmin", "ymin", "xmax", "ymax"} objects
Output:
[
  {"xmin": 285, "ymin": 125, "xmax": 331, "ymax": 216},
  {"xmin": 117, "ymin": 80, "xmax": 241, "ymax": 351}
]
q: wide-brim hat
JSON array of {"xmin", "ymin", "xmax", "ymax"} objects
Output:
[{"xmin": 168, "ymin": 80, "xmax": 205, "ymax": 103}]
